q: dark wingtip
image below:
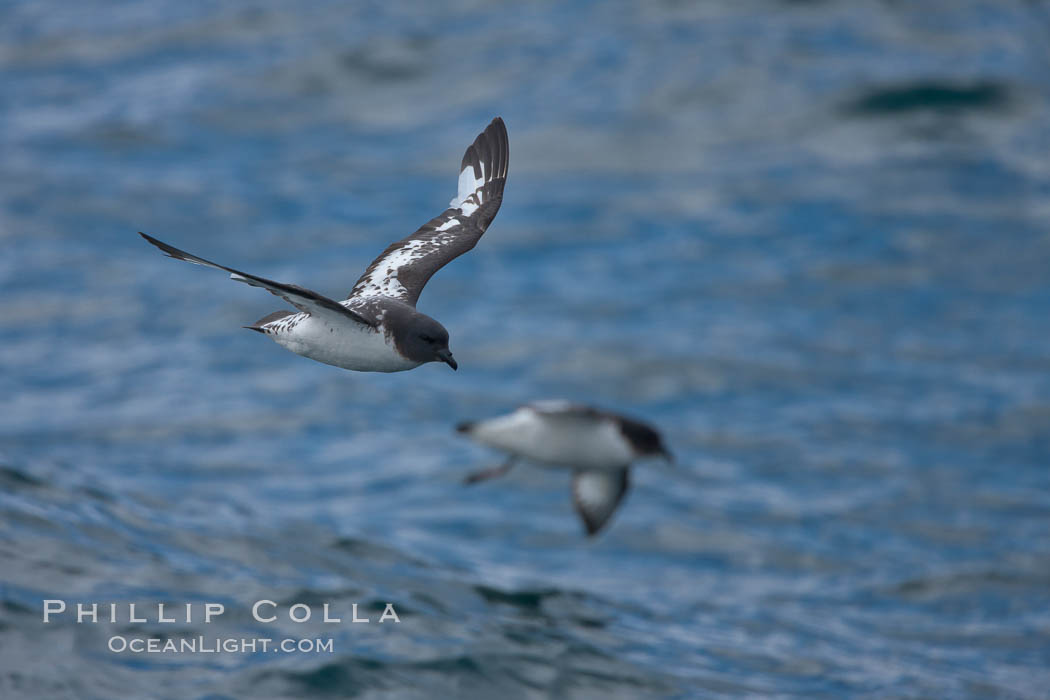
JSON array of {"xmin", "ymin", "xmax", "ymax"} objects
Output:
[
  {"xmin": 242, "ymin": 326, "xmax": 266, "ymax": 334},
  {"xmin": 138, "ymin": 231, "xmax": 183, "ymax": 260},
  {"xmin": 139, "ymin": 231, "xmax": 163, "ymax": 246},
  {"xmin": 455, "ymin": 421, "xmax": 474, "ymax": 434}
]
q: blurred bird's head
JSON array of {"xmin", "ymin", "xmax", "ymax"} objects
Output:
[{"xmin": 618, "ymin": 417, "xmax": 673, "ymax": 464}]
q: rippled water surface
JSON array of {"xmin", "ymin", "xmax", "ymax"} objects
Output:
[{"xmin": 2, "ymin": 1, "xmax": 1050, "ymax": 698}]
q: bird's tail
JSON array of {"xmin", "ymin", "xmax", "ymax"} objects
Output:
[{"xmin": 243, "ymin": 309, "xmax": 294, "ymax": 334}]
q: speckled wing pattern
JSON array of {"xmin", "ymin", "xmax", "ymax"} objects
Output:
[
  {"xmin": 139, "ymin": 232, "xmax": 374, "ymax": 328},
  {"xmin": 347, "ymin": 117, "xmax": 509, "ymax": 306}
]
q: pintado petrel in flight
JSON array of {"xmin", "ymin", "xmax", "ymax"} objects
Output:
[
  {"xmin": 457, "ymin": 401, "xmax": 673, "ymax": 536},
  {"xmin": 140, "ymin": 117, "xmax": 508, "ymax": 373}
]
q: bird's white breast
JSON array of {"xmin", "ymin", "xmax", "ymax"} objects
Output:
[
  {"xmin": 469, "ymin": 408, "xmax": 635, "ymax": 470},
  {"xmin": 268, "ymin": 314, "xmax": 417, "ymax": 373}
]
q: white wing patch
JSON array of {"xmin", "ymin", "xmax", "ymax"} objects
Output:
[
  {"xmin": 351, "ymin": 231, "xmax": 462, "ymax": 300},
  {"xmin": 450, "ymin": 161, "xmax": 486, "ymax": 216},
  {"xmin": 356, "ymin": 239, "xmax": 428, "ymax": 298},
  {"xmin": 575, "ymin": 470, "xmax": 619, "ymax": 512},
  {"xmin": 435, "ymin": 217, "xmax": 460, "ymax": 232}
]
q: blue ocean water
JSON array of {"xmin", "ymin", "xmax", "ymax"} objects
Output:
[{"xmin": 2, "ymin": 1, "xmax": 1049, "ymax": 697}]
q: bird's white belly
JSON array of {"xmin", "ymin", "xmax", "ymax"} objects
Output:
[
  {"xmin": 270, "ymin": 315, "xmax": 418, "ymax": 372},
  {"xmin": 471, "ymin": 410, "xmax": 634, "ymax": 469}
]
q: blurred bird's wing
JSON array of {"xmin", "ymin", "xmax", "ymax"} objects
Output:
[{"xmin": 572, "ymin": 468, "xmax": 630, "ymax": 536}]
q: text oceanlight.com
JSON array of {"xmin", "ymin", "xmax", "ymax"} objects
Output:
[{"xmin": 107, "ymin": 636, "xmax": 334, "ymax": 654}]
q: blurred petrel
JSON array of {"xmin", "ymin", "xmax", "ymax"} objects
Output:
[
  {"xmin": 140, "ymin": 117, "xmax": 509, "ymax": 373},
  {"xmin": 456, "ymin": 401, "xmax": 673, "ymax": 536}
]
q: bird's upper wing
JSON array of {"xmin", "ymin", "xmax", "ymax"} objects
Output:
[
  {"xmin": 139, "ymin": 232, "xmax": 375, "ymax": 328},
  {"xmin": 347, "ymin": 117, "xmax": 509, "ymax": 306},
  {"xmin": 572, "ymin": 469, "xmax": 630, "ymax": 536}
]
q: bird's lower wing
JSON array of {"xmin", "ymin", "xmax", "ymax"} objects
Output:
[
  {"xmin": 139, "ymin": 232, "xmax": 375, "ymax": 328},
  {"xmin": 347, "ymin": 117, "xmax": 509, "ymax": 306},
  {"xmin": 572, "ymin": 469, "xmax": 630, "ymax": 536}
]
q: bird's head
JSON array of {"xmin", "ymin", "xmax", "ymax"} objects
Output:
[{"xmin": 398, "ymin": 313, "xmax": 456, "ymax": 370}]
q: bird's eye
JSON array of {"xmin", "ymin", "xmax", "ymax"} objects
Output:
[{"xmin": 420, "ymin": 335, "xmax": 433, "ymax": 343}]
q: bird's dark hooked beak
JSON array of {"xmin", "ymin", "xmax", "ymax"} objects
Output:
[{"xmin": 437, "ymin": 348, "xmax": 457, "ymax": 371}]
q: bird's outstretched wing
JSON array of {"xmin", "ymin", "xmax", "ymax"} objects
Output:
[
  {"xmin": 139, "ymin": 232, "xmax": 374, "ymax": 328},
  {"xmin": 348, "ymin": 117, "xmax": 509, "ymax": 306}
]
